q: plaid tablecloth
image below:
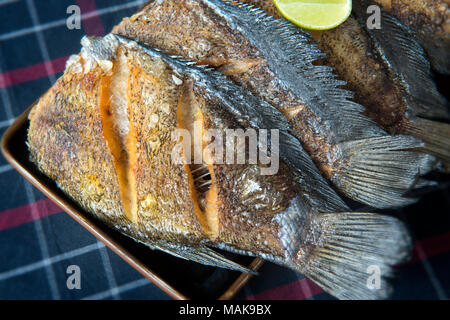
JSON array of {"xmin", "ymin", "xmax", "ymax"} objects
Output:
[{"xmin": 0, "ymin": 0, "xmax": 449, "ymax": 300}]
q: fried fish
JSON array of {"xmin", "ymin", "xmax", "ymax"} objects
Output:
[
  {"xmin": 373, "ymin": 0, "xmax": 450, "ymax": 75},
  {"xmin": 28, "ymin": 34, "xmax": 411, "ymax": 300},
  {"xmin": 112, "ymin": 0, "xmax": 436, "ymax": 209}
]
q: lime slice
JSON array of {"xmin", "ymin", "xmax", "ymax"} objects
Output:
[{"xmin": 273, "ymin": 0, "xmax": 352, "ymax": 30}]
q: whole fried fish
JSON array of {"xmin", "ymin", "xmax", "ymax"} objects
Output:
[
  {"xmin": 373, "ymin": 0, "xmax": 450, "ymax": 75},
  {"xmin": 112, "ymin": 0, "xmax": 436, "ymax": 209},
  {"xmin": 28, "ymin": 34, "xmax": 411, "ymax": 300}
]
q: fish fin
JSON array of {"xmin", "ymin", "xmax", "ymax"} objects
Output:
[
  {"xmin": 197, "ymin": 56, "xmax": 263, "ymax": 76},
  {"xmin": 403, "ymin": 118, "xmax": 450, "ymax": 169},
  {"xmin": 151, "ymin": 241, "xmax": 257, "ymax": 275},
  {"xmin": 335, "ymin": 136, "xmax": 436, "ymax": 208},
  {"xmin": 212, "ymin": 0, "xmax": 384, "ymax": 141},
  {"xmin": 300, "ymin": 212, "xmax": 412, "ymax": 299},
  {"xmin": 353, "ymin": 1, "xmax": 449, "ymax": 120},
  {"xmin": 217, "ymin": 58, "xmax": 263, "ymax": 76}
]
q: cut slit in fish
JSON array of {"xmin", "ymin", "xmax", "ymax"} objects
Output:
[
  {"xmin": 98, "ymin": 49, "xmax": 138, "ymax": 223},
  {"xmin": 176, "ymin": 77, "xmax": 219, "ymax": 238}
]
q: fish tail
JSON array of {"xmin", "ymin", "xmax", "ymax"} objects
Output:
[
  {"xmin": 297, "ymin": 212, "xmax": 412, "ymax": 300},
  {"xmin": 333, "ymin": 135, "xmax": 437, "ymax": 209},
  {"xmin": 403, "ymin": 118, "xmax": 450, "ymax": 171}
]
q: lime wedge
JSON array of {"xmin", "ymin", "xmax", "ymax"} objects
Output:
[{"xmin": 273, "ymin": 0, "xmax": 352, "ymax": 30}]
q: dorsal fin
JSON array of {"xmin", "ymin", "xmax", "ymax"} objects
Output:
[
  {"xmin": 353, "ymin": 0, "xmax": 449, "ymax": 121},
  {"xmin": 201, "ymin": 0, "xmax": 385, "ymax": 144},
  {"xmin": 154, "ymin": 241, "xmax": 257, "ymax": 274}
]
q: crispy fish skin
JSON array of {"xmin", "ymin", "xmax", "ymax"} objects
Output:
[
  {"xmin": 111, "ymin": 0, "xmax": 435, "ymax": 209},
  {"xmin": 28, "ymin": 58, "xmax": 127, "ymax": 225},
  {"xmin": 28, "ymin": 34, "xmax": 412, "ymax": 299},
  {"xmin": 27, "ymin": 34, "xmax": 309, "ymax": 262},
  {"xmin": 374, "ymin": 0, "xmax": 450, "ymax": 74}
]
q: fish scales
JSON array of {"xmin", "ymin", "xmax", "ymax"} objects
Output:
[
  {"xmin": 27, "ymin": 34, "xmax": 412, "ymax": 299},
  {"xmin": 112, "ymin": 0, "xmax": 436, "ymax": 209}
]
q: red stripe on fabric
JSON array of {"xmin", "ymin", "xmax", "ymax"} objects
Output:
[
  {"xmin": 245, "ymin": 277, "xmax": 323, "ymax": 300},
  {"xmin": 75, "ymin": 0, "xmax": 105, "ymax": 36},
  {"xmin": 0, "ymin": 198, "xmax": 62, "ymax": 231},
  {"xmin": 408, "ymin": 232, "xmax": 450, "ymax": 265},
  {"xmin": 244, "ymin": 231, "xmax": 450, "ymax": 300},
  {"xmin": 0, "ymin": 56, "xmax": 68, "ymax": 88}
]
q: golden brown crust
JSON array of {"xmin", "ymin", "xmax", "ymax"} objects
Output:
[
  {"xmin": 26, "ymin": 34, "xmax": 346, "ymax": 275},
  {"xmin": 28, "ymin": 46, "xmax": 209, "ymax": 245},
  {"xmin": 126, "ymin": 52, "xmax": 208, "ymax": 244},
  {"xmin": 28, "ymin": 62, "xmax": 127, "ymax": 224}
]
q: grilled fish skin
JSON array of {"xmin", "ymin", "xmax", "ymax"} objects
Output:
[
  {"xmin": 112, "ymin": 0, "xmax": 436, "ymax": 209},
  {"xmin": 373, "ymin": 0, "xmax": 450, "ymax": 75},
  {"xmin": 28, "ymin": 34, "xmax": 411, "ymax": 300}
]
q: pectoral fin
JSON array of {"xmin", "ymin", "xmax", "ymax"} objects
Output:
[{"xmin": 152, "ymin": 241, "xmax": 257, "ymax": 275}]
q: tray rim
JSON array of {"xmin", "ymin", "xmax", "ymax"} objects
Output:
[{"xmin": 0, "ymin": 102, "xmax": 264, "ymax": 300}]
